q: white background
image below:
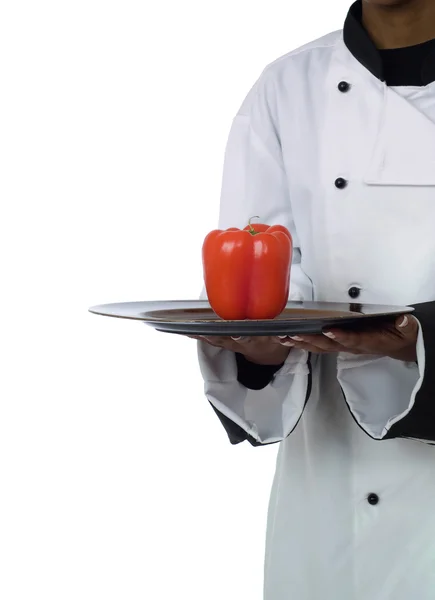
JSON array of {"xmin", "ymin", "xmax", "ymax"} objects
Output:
[{"xmin": 1, "ymin": 1, "xmax": 349, "ymax": 598}]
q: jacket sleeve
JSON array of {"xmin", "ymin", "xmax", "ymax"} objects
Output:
[
  {"xmin": 336, "ymin": 301, "xmax": 435, "ymax": 443},
  {"xmin": 197, "ymin": 70, "xmax": 313, "ymax": 446},
  {"xmin": 384, "ymin": 302, "xmax": 435, "ymax": 442}
]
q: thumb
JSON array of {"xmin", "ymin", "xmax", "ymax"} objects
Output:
[{"xmin": 395, "ymin": 314, "xmax": 418, "ymax": 334}]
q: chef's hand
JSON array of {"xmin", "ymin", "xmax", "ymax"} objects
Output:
[
  {"xmin": 277, "ymin": 315, "xmax": 419, "ymax": 362},
  {"xmin": 188, "ymin": 335, "xmax": 291, "ymax": 365}
]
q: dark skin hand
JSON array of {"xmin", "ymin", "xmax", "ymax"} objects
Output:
[
  {"xmin": 190, "ymin": 334, "xmax": 292, "ymax": 365},
  {"xmin": 276, "ymin": 314, "xmax": 419, "ymax": 363},
  {"xmin": 191, "ymin": 315, "xmax": 419, "ymax": 365}
]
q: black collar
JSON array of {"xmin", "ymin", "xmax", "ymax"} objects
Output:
[{"xmin": 343, "ymin": 0, "xmax": 435, "ymax": 85}]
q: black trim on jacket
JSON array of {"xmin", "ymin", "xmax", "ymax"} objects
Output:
[{"xmin": 344, "ymin": 0, "xmax": 435, "ymax": 85}]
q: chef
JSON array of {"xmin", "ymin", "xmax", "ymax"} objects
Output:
[{"xmin": 195, "ymin": 0, "xmax": 435, "ymax": 598}]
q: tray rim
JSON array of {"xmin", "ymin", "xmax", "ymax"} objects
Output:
[{"xmin": 89, "ymin": 299, "xmax": 415, "ymax": 324}]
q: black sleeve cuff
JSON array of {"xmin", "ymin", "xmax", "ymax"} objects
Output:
[
  {"xmin": 235, "ymin": 352, "xmax": 284, "ymax": 390},
  {"xmin": 385, "ymin": 301, "xmax": 435, "ymax": 442}
]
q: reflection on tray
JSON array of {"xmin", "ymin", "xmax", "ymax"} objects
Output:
[{"xmin": 142, "ymin": 307, "xmax": 361, "ymax": 323}]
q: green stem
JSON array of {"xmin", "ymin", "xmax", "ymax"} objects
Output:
[{"xmin": 247, "ymin": 215, "xmax": 260, "ymax": 235}]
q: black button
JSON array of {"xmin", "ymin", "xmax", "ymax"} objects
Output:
[
  {"xmin": 335, "ymin": 177, "xmax": 348, "ymax": 189},
  {"xmin": 348, "ymin": 286, "xmax": 360, "ymax": 299},
  {"xmin": 338, "ymin": 81, "xmax": 351, "ymax": 93},
  {"xmin": 367, "ymin": 493, "xmax": 379, "ymax": 506}
]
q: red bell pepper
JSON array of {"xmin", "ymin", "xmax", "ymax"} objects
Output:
[{"xmin": 202, "ymin": 218, "xmax": 293, "ymax": 320}]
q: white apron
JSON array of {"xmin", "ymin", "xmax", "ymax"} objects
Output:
[{"xmin": 198, "ymin": 28, "xmax": 435, "ymax": 600}]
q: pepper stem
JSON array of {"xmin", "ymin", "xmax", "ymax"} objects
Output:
[{"xmin": 247, "ymin": 215, "xmax": 260, "ymax": 235}]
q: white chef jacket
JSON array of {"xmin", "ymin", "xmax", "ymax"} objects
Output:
[{"xmin": 197, "ymin": 10, "xmax": 435, "ymax": 600}]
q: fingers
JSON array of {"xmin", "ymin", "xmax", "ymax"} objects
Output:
[
  {"xmin": 323, "ymin": 329, "xmax": 364, "ymax": 350},
  {"xmin": 277, "ymin": 335, "xmax": 295, "ymax": 347},
  {"xmin": 395, "ymin": 314, "xmax": 419, "ymax": 339},
  {"xmin": 192, "ymin": 335, "xmax": 281, "ymax": 353},
  {"xmin": 189, "ymin": 315, "xmax": 419, "ymax": 360},
  {"xmin": 201, "ymin": 336, "xmax": 231, "ymax": 348},
  {"xmin": 396, "ymin": 315, "xmax": 409, "ymax": 329},
  {"xmin": 230, "ymin": 336, "xmax": 249, "ymax": 343},
  {"xmin": 186, "ymin": 335, "xmax": 225, "ymax": 348},
  {"xmin": 325, "ymin": 324, "xmax": 400, "ymax": 352},
  {"xmin": 277, "ymin": 334, "xmax": 349, "ymax": 354},
  {"xmin": 322, "ymin": 316, "xmax": 419, "ymax": 358},
  {"xmin": 191, "ymin": 335, "xmax": 253, "ymax": 351}
]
